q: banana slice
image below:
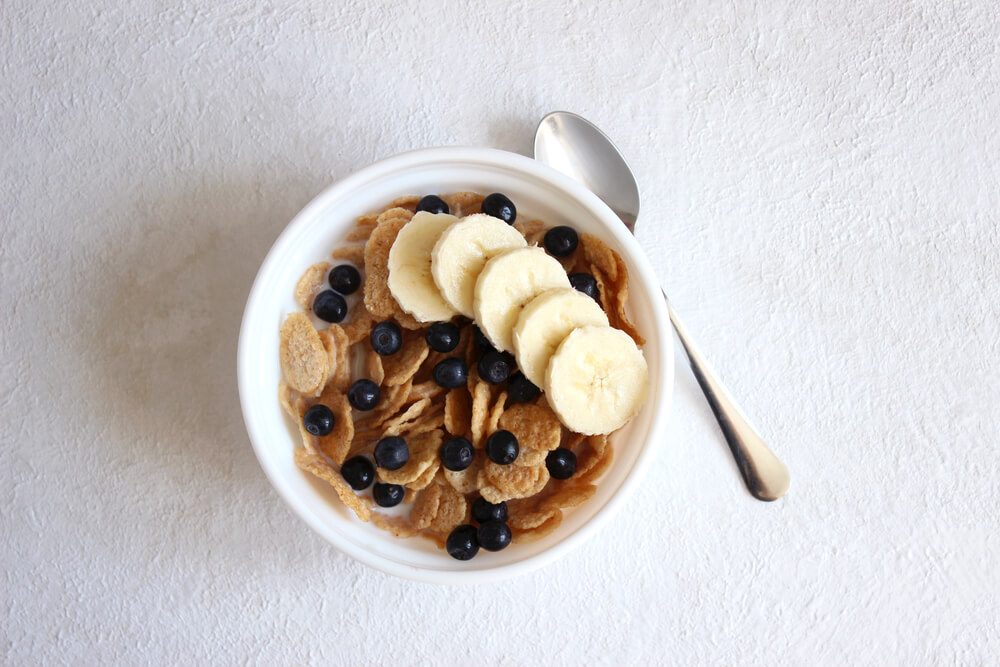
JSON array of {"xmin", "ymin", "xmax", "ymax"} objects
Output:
[
  {"xmin": 388, "ymin": 211, "xmax": 459, "ymax": 322},
  {"xmin": 431, "ymin": 214, "xmax": 526, "ymax": 317},
  {"xmin": 473, "ymin": 246, "xmax": 570, "ymax": 352},
  {"xmin": 545, "ymin": 325, "xmax": 648, "ymax": 435},
  {"xmin": 512, "ymin": 287, "xmax": 609, "ymax": 386}
]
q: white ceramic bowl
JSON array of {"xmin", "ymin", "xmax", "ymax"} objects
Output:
[{"xmin": 238, "ymin": 147, "xmax": 673, "ymax": 583}]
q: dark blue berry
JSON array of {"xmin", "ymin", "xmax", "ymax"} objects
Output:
[
  {"xmin": 302, "ymin": 404, "xmax": 334, "ymax": 436},
  {"xmin": 568, "ymin": 273, "xmax": 600, "ymax": 301},
  {"xmin": 328, "ymin": 264, "xmax": 361, "ymax": 295},
  {"xmin": 507, "ymin": 372, "xmax": 541, "ymax": 404},
  {"xmin": 372, "ymin": 482, "xmax": 404, "ymax": 508},
  {"xmin": 370, "ymin": 321, "xmax": 403, "ymax": 355},
  {"xmin": 446, "ymin": 524, "xmax": 480, "ymax": 561},
  {"xmin": 473, "ymin": 326, "xmax": 496, "ymax": 353},
  {"xmin": 543, "ymin": 225, "xmax": 579, "ymax": 257},
  {"xmin": 433, "ymin": 357, "xmax": 468, "ymax": 389},
  {"xmin": 486, "ymin": 430, "xmax": 519, "ymax": 464},
  {"xmin": 313, "ymin": 290, "xmax": 348, "ymax": 323},
  {"xmin": 374, "ymin": 436, "xmax": 409, "ymax": 471},
  {"xmin": 481, "ymin": 193, "xmax": 516, "ymax": 224},
  {"xmin": 546, "ymin": 448, "xmax": 577, "ymax": 480},
  {"xmin": 472, "ymin": 497, "xmax": 508, "ymax": 524},
  {"xmin": 440, "ymin": 437, "xmax": 474, "ymax": 471},
  {"xmin": 347, "ymin": 379, "xmax": 380, "ymax": 411},
  {"xmin": 416, "ymin": 195, "xmax": 450, "ymax": 214},
  {"xmin": 341, "ymin": 456, "xmax": 375, "ymax": 490},
  {"xmin": 478, "ymin": 350, "xmax": 514, "ymax": 384},
  {"xmin": 426, "ymin": 322, "xmax": 461, "ymax": 353},
  {"xmin": 477, "ymin": 520, "xmax": 512, "ymax": 551}
]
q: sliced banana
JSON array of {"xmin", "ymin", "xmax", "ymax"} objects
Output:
[
  {"xmin": 473, "ymin": 246, "xmax": 570, "ymax": 352},
  {"xmin": 387, "ymin": 211, "xmax": 459, "ymax": 322},
  {"xmin": 430, "ymin": 214, "xmax": 526, "ymax": 317},
  {"xmin": 512, "ymin": 287, "xmax": 609, "ymax": 386},
  {"xmin": 545, "ymin": 325, "xmax": 648, "ymax": 435}
]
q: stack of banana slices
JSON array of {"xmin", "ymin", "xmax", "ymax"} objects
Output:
[{"xmin": 387, "ymin": 211, "xmax": 648, "ymax": 436}]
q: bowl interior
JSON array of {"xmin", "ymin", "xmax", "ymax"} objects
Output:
[{"xmin": 239, "ymin": 148, "xmax": 672, "ymax": 582}]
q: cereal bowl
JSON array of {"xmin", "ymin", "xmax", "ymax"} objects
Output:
[{"xmin": 238, "ymin": 147, "xmax": 673, "ymax": 583}]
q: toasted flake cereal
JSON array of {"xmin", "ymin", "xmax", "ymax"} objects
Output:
[
  {"xmin": 371, "ymin": 513, "xmax": 418, "ymax": 538},
  {"xmin": 563, "ymin": 431, "xmax": 587, "ymax": 451},
  {"xmin": 507, "ymin": 498, "xmax": 559, "ymax": 530},
  {"xmin": 382, "ymin": 337, "xmax": 429, "ymax": 386},
  {"xmin": 331, "ymin": 244, "xmax": 366, "ymax": 264},
  {"xmin": 429, "ymin": 484, "xmax": 467, "ymax": 533},
  {"xmin": 294, "ymin": 449, "xmax": 372, "ymax": 521},
  {"xmin": 406, "ymin": 460, "xmax": 440, "ymax": 490},
  {"xmin": 540, "ymin": 482, "xmax": 597, "ymax": 511},
  {"xmin": 346, "ymin": 225, "xmax": 376, "ymax": 242},
  {"xmin": 513, "ymin": 218, "xmax": 545, "ymax": 239},
  {"xmin": 310, "ymin": 388, "xmax": 354, "ymax": 464},
  {"xmin": 442, "ymin": 191, "xmax": 483, "ymax": 217},
  {"xmin": 513, "ymin": 446, "xmax": 547, "ymax": 468},
  {"xmin": 343, "ymin": 307, "xmax": 376, "ymax": 344},
  {"xmin": 365, "ymin": 347, "xmax": 385, "ymax": 385},
  {"xmin": 410, "ymin": 484, "xmax": 442, "ymax": 529},
  {"xmin": 368, "ymin": 380, "xmax": 413, "ymax": 427},
  {"xmin": 498, "ymin": 403, "xmax": 561, "ymax": 452},
  {"xmin": 278, "ymin": 383, "xmax": 297, "ymax": 419},
  {"xmin": 279, "ymin": 313, "xmax": 328, "ymax": 394},
  {"xmin": 444, "ymin": 453, "xmax": 483, "ymax": 494},
  {"xmin": 469, "ymin": 380, "xmax": 492, "ymax": 447},
  {"xmin": 401, "ymin": 404, "xmax": 445, "ymax": 437},
  {"xmin": 578, "ymin": 443, "xmax": 614, "ymax": 484},
  {"xmin": 318, "ymin": 324, "xmax": 351, "ymax": 391},
  {"xmin": 388, "ymin": 194, "xmax": 421, "ymax": 211},
  {"xmin": 444, "ymin": 389, "xmax": 472, "ymax": 439},
  {"xmin": 294, "ymin": 262, "xmax": 331, "ymax": 311},
  {"xmin": 580, "ymin": 233, "xmax": 644, "ymax": 345},
  {"xmin": 363, "ymin": 208, "xmax": 421, "ymax": 329},
  {"xmin": 377, "ymin": 429, "xmax": 441, "ymax": 485},
  {"xmin": 408, "ymin": 380, "xmax": 444, "ymax": 402},
  {"xmin": 486, "ymin": 390, "xmax": 508, "ymax": 436},
  {"xmin": 512, "ymin": 509, "xmax": 563, "ymax": 543},
  {"xmin": 381, "ymin": 398, "xmax": 431, "ymax": 436},
  {"xmin": 484, "ymin": 460, "xmax": 550, "ymax": 501}
]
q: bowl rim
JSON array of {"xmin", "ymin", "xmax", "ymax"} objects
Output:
[{"xmin": 238, "ymin": 146, "xmax": 673, "ymax": 584}]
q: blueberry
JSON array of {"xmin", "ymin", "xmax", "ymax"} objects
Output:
[
  {"xmin": 372, "ymin": 482, "xmax": 404, "ymax": 508},
  {"xmin": 426, "ymin": 322, "xmax": 461, "ymax": 353},
  {"xmin": 473, "ymin": 326, "xmax": 496, "ymax": 353},
  {"xmin": 478, "ymin": 349, "xmax": 514, "ymax": 384},
  {"xmin": 568, "ymin": 272, "xmax": 600, "ymax": 301},
  {"xmin": 328, "ymin": 264, "xmax": 361, "ymax": 295},
  {"xmin": 481, "ymin": 193, "xmax": 516, "ymax": 224},
  {"xmin": 472, "ymin": 497, "xmax": 508, "ymax": 524},
  {"xmin": 543, "ymin": 225, "xmax": 579, "ymax": 257},
  {"xmin": 507, "ymin": 372, "xmax": 541, "ymax": 404},
  {"xmin": 341, "ymin": 456, "xmax": 375, "ymax": 490},
  {"xmin": 446, "ymin": 524, "xmax": 480, "ymax": 561},
  {"xmin": 415, "ymin": 194, "xmax": 450, "ymax": 214},
  {"xmin": 302, "ymin": 404, "xmax": 334, "ymax": 436},
  {"xmin": 347, "ymin": 379, "xmax": 380, "ymax": 411},
  {"xmin": 546, "ymin": 447, "xmax": 577, "ymax": 480},
  {"xmin": 440, "ymin": 436, "xmax": 474, "ymax": 471},
  {"xmin": 374, "ymin": 436, "xmax": 409, "ymax": 471},
  {"xmin": 477, "ymin": 520, "xmax": 512, "ymax": 551},
  {"xmin": 313, "ymin": 290, "xmax": 348, "ymax": 323},
  {"xmin": 486, "ymin": 430, "xmax": 519, "ymax": 464},
  {"xmin": 370, "ymin": 321, "xmax": 403, "ymax": 356},
  {"xmin": 433, "ymin": 357, "xmax": 468, "ymax": 389}
]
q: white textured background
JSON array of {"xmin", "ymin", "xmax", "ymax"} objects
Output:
[{"xmin": 3, "ymin": 1, "xmax": 998, "ymax": 664}]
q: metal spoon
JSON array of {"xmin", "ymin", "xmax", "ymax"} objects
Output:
[{"xmin": 534, "ymin": 111, "xmax": 790, "ymax": 501}]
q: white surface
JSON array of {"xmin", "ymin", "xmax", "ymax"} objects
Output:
[
  {"xmin": 238, "ymin": 147, "xmax": 673, "ymax": 583},
  {"xmin": 2, "ymin": 0, "xmax": 998, "ymax": 663}
]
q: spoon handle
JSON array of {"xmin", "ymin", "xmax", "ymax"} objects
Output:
[{"xmin": 664, "ymin": 295, "xmax": 790, "ymax": 501}]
